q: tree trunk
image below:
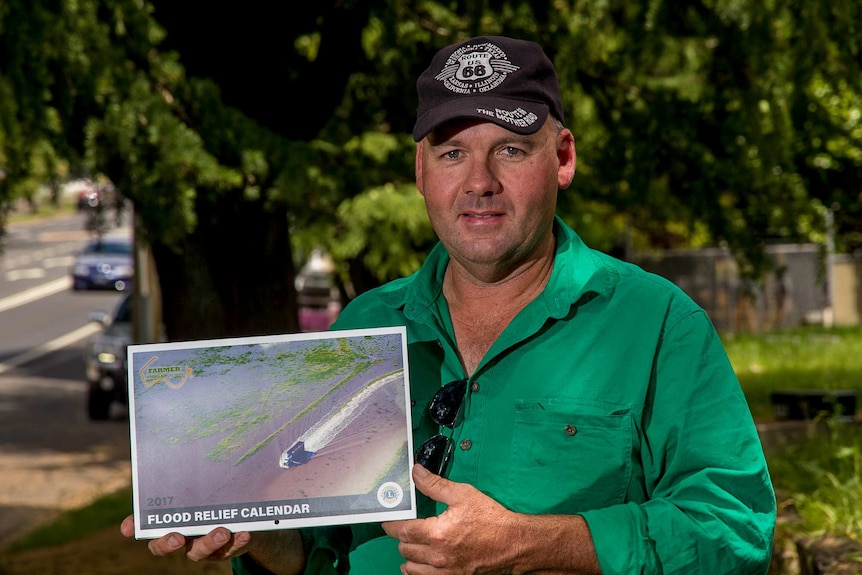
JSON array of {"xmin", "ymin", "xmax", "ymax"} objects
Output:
[{"xmin": 151, "ymin": 199, "xmax": 299, "ymax": 342}]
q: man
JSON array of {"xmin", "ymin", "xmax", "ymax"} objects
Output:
[{"xmin": 122, "ymin": 35, "xmax": 776, "ymax": 574}]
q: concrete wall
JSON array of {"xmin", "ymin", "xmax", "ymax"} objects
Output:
[{"xmin": 833, "ymin": 255, "xmax": 862, "ymax": 327}]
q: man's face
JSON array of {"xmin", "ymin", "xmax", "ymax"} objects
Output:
[{"xmin": 416, "ymin": 118, "xmax": 576, "ymax": 280}]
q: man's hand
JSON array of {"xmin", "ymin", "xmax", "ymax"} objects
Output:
[
  {"xmin": 382, "ymin": 464, "xmax": 522, "ymax": 574},
  {"xmin": 119, "ymin": 514, "xmax": 250, "ymax": 562}
]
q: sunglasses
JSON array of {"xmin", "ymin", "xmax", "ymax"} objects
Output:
[{"xmin": 414, "ymin": 379, "xmax": 468, "ymax": 476}]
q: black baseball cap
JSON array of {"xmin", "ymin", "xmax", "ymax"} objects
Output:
[{"xmin": 413, "ymin": 36, "xmax": 564, "ymax": 142}]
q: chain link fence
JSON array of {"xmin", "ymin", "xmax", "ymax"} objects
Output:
[{"xmin": 632, "ymin": 244, "xmax": 832, "ymax": 334}]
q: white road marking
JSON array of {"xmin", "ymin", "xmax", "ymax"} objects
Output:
[
  {"xmin": 0, "ymin": 322, "xmax": 102, "ymax": 375},
  {"xmin": 5, "ymin": 268, "xmax": 47, "ymax": 281},
  {"xmin": 42, "ymin": 255, "xmax": 76, "ymax": 268},
  {"xmin": 0, "ymin": 226, "xmax": 131, "ymax": 375},
  {"xmin": 0, "ymin": 277, "xmax": 71, "ymax": 313}
]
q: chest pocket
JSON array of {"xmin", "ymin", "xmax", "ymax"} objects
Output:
[{"xmin": 508, "ymin": 400, "xmax": 632, "ymax": 514}]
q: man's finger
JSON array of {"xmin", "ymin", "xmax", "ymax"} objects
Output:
[
  {"xmin": 147, "ymin": 532, "xmax": 186, "ymax": 556},
  {"xmin": 122, "ymin": 514, "xmax": 185, "ymax": 556},
  {"xmin": 184, "ymin": 527, "xmax": 240, "ymax": 561},
  {"xmin": 382, "ymin": 513, "xmax": 440, "ymax": 545},
  {"xmin": 196, "ymin": 530, "xmax": 252, "ymax": 561},
  {"xmin": 119, "ymin": 515, "xmax": 135, "ymax": 538}
]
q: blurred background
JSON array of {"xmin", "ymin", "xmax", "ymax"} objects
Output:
[{"xmin": 1, "ymin": 1, "xmax": 861, "ymax": 573}]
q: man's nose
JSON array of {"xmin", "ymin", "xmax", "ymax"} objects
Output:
[{"xmin": 464, "ymin": 157, "xmax": 502, "ymax": 196}]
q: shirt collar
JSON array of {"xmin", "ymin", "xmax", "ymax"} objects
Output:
[
  {"xmin": 377, "ymin": 215, "xmax": 613, "ymax": 321},
  {"xmin": 543, "ymin": 216, "xmax": 614, "ymax": 318}
]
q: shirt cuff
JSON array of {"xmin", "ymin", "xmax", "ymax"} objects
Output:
[{"xmin": 580, "ymin": 504, "xmax": 655, "ymax": 575}]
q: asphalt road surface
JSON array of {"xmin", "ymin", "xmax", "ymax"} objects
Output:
[
  {"xmin": 0, "ymin": 211, "xmax": 132, "ymax": 549},
  {"xmin": 0, "ymin": 347, "xmax": 132, "ymax": 548}
]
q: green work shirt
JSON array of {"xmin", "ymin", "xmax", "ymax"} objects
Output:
[{"xmin": 233, "ymin": 217, "xmax": 775, "ymax": 575}]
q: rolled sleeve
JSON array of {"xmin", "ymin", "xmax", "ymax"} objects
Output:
[{"xmin": 583, "ymin": 311, "xmax": 776, "ymax": 574}]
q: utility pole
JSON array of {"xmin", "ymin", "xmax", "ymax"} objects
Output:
[
  {"xmin": 824, "ymin": 207, "xmax": 835, "ymax": 328},
  {"xmin": 132, "ymin": 207, "xmax": 162, "ymax": 344}
]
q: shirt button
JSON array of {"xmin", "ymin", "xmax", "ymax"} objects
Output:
[
  {"xmin": 470, "ymin": 381, "xmax": 480, "ymax": 393},
  {"xmin": 564, "ymin": 425, "xmax": 577, "ymax": 436},
  {"xmin": 459, "ymin": 439, "xmax": 473, "ymax": 451}
]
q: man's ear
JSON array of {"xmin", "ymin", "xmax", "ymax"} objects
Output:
[
  {"xmin": 415, "ymin": 142, "xmax": 426, "ymax": 197},
  {"xmin": 557, "ymin": 129, "xmax": 576, "ymax": 189}
]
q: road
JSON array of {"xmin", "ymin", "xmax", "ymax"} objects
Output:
[{"xmin": 0, "ymin": 211, "xmax": 132, "ymax": 548}]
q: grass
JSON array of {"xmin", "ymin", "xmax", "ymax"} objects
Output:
[
  {"xmin": 3, "ymin": 488, "xmax": 133, "ymax": 553},
  {"xmin": 765, "ymin": 418, "xmax": 862, "ymax": 545},
  {"xmin": 724, "ymin": 325, "xmax": 862, "ymax": 545},
  {"xmin": 5, "ymin": 199, "xmax": 78, "ymax": 224},
  {"xmin": 724, "ymin": 325, "xmax": 862, "ymax": 420},
  {"xmin": 5, "ymin": 325, "xmax": 862, "ymax": 556}
]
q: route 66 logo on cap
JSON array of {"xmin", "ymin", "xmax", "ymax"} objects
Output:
[
  {"xmin": 438, "ymin": 42, "xmax": 519, "ymax": 89},
  {"xmin": 413, "ymin": 36, "xmax": 564, "ymax": 141}
]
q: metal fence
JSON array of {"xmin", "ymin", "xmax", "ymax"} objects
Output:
[{"xmin": 632, "ymin": 244, "xmax": 830, "ymax": 334}]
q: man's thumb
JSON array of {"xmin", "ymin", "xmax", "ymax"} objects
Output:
[{"xmin": 412, "ymin": 463, "xmax": 456, "ymax": 504}]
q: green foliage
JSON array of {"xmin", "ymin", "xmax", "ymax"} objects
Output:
[
  {"xmin": 725, "ymin": 327, "xmax": 862, "ymax": 541},
  {"xmin": 3, "ymin": 0, "xmax": 862, "ymax": 335},
  {"xmin": 542, "ymin": 0, "xmax": 862, "ymax": 266},
  {"xmin": 331, "ymin": 182, "xmax": 436, "ymax": 283},
  {"xmin": 768, "ymin": 421, "xmax": 862, "ymax": 541},
  {"xmin": 724, "ymin": 325, "xmax": 862, "ymax": 419}
]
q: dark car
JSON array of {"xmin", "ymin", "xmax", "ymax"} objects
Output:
[
  {"xmin": 84, "ymin": 294, "xmax": 132, "ymax": 420},
  {"xmin": 71, "ymin": 235, "xmax": 133, "ymax": 291}
]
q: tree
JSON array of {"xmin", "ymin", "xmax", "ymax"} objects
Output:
[
  {"xmin": 311, "ymin": 0, "xmax": 862, "ymax": 280},
  {"xmin": 543, "ymin": 1, "xmax": 862, "ymax": 274},
  {"xmin": 1, "ymin": 0, "xmax": 377, "ymax": 340},
  {"xmin": 2, "ymin": 0, "xmax": 861, "ymax": 343}
]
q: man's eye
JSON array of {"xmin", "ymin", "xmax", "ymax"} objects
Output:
[
  {"xmin": 502, "ymin": 146, "xmax": 522, "ymax": 157},
  {"xmin": 443, "ymin": 150, "xmax": 461, "ymax": 160}
]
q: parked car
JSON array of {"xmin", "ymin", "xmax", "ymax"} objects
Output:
[
  {"xmin": 71, "ymin": 180, "xmax": 116, "ymax": 211},
  {"xmin": 84, "ymin": 294, "xmax": 132, "ymax": 420},
  {"xmin": 71, "ymin": 235, "xmax": 133, "ymax": 291}
]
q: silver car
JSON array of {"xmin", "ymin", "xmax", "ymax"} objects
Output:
[{"xmin": 84, "ymin": 294, "xmax": 132, "ymax": 419}]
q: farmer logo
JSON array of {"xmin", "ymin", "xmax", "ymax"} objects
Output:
[{"xmin": 139, "ymin": 356, "xmax": 192, "ymax": 389}]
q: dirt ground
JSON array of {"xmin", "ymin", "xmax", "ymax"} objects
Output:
[
  {"xmin": 0, "ymin": 526, "xmax": 233, "ymax": 575},
  {"xmin": 0, "ymin": 365, "xmax": 233, "ymax": 574}
]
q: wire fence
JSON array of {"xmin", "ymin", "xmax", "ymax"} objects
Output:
[{"xmin": 632, "ymin": 244, "xmax": 834, "ymax": 334}]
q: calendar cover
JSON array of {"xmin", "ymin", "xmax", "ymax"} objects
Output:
[{"xmin": 127, "ymin": 326, "xmax": 415, "ymax": 539}]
